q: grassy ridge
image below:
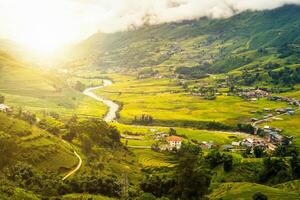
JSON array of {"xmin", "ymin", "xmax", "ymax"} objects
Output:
[
  {"xmin": 0, "ymin": 113, "xmax": 78, "ymax": 173},
  {"xmin": 209, "ymin": 182, "xmax": 299, "ymax": 200}
]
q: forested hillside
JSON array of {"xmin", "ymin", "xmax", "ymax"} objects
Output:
[{"xmin": 72, "ymin": 5, "xmax": 300, "ymax": 79}]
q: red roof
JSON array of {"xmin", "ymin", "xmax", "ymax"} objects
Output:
[{"xmin": 166, "ymin": 136, "xmax": 183, "ymax": 142}]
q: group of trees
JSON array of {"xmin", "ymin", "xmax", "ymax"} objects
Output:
[
  {"xmin": 259, "ymin": 157, "xmax": 291, "ymax": 184},
  {"xmin": 133, "ymin": 114, "xmax": 154, "ymax": 125},
  {"xmin": 268, "ymin": 67, "xmax": 300, "ymax": 86},
  {"xmin": 16, "ymin": 108, "xmax": 37, "ymax": 125},
  {"xmin": 7, "ymin": 163, "xmax": 121, "ymax": 198},
  {"xmin": 140, "ymin": 143, "xmax": 212, "ymax": 200},
  {"xmin": 205, "ymin": 149, "xmax": 233, "ymax": 172},
  {"xmin": 193, "ymin": 86, "xmax": 217, "ymax": 100},
  {"xmin": 241, "ymin": 70, "xmax": 261, "ymax": 86},
  {"xmin": 74, "ymin": 81, "xmax": 86, "ymax": 92},
  {"xmin": 175, "ymin": 66, "xmax": 209, "ymax": 79},
  {"xmin": 68, "ymin": 119, "xmax": 121, "ymax": 151},
  {"xmin": 225, "ymin": 62, "xmax": 300, "ymax": 88}
]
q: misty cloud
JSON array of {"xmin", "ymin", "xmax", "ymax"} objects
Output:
[
  {"xmin": 0, "ymin": 0, "xmax": 300, "ymax": 46},
  {"xmin": 97, "ymin": 0, "xmax": 300, "ymax": 32}
]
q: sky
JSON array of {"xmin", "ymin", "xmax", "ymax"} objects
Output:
[{"xmin": 0, "ymin": 0, "xmax": 300, "ymax": 54}]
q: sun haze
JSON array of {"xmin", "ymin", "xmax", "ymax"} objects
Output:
[{"xmin": 0, "ymin": 0, "xmax": 109, "ymax": 55}]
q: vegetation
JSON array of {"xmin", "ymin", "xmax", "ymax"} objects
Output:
[{"xmin": 1, "ymin": 4, "xmax": 300, "ymax": 200}]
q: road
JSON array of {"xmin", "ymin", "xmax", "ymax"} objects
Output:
[
  {"xmin": 62, "ymin": 150, "xmax": 82, "ymax": 180},
  {"xmin": 252, "ymin": 105, "xmax": 300, "ymax": 129}
]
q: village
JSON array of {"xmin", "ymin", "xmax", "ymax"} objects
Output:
[
  {"xmin": 120, "ymin": 88, "xmax": 299, "ymax": 157},
  {"xmin": 1, "ymin": 89, "xmax": 299, "ymax": 157}
]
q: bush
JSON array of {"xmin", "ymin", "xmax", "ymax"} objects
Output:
[
  {"xmin": 252, "ymin": 192, "xmax": 268, "ymax": 200},
  {"xmin": 223, "ymin": 155, "xmax": 233, "ymax": 172}
]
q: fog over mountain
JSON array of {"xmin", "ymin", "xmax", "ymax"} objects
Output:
[
  {"xmin": 0, "ymin": 0, "xmax": 300, "ymax": 45},
  {"xmin": 97, "ymin": 0, "xmax": 300, "ymax": 32}
]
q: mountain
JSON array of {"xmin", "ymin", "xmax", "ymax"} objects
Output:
[{"xmin": 72, "ymin": 5, "xmax": 300, "ymax": 75}]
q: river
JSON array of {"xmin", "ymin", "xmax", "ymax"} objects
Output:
[{"xmin": 83, "ymin": 79, "xmax": 119, "ymax": 122}]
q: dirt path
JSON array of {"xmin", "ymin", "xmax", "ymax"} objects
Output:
[
  {"xmin": 252, "ymin": 106, "xmax": 300, "ymax": 127},
  {"xmin": 61, "ymin": 140, "xmax": 82, "ymax": 180},
  {"xmin": 62, "ymin": 150, "xmax": 82, "ymax": 180}
]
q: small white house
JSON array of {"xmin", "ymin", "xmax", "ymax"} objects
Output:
[
  {"xmin": 166, "ymin": 136, "xmax": 183, "ymax": 149},
  {"xmin": 0, "ymin": 104, "xmax": 10, "ymax": 113}
]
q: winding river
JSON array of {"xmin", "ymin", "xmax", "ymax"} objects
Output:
[{"xmin": 83, "ymin": 79, "xmax": 119, "ymax": 122}]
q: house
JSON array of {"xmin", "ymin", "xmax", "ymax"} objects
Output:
[
  {"xmin": 242, "ymin": 138, "xmax": 254, "ymax": 147},
  {"xmin": 275, "ymin": 108, "xmax": 286, "ymax": 114},
  {"xmin": 251, "ymin": 118, "xmax": 259, "ymax": 122},
  {"xmin": 200, "ymin": 141, "xmax": 214, "ymax": 149},
  {"xmin": 0, "ymin": 104, "xmax": 10, "ymax": 113},
  {"xmin": 267, "ymin": 132, "xmax": 283, "ymax": 144},
  {"xmin": 166, "ymin": 136, "xmax": 183, "ymax": 149},
  {"xmin": 232, "ymin": 141, "xmax": 240, "ymax": 146},
  {"xmin": 222, "ymin": 145, "xmax": 234, "ymax": 151}
]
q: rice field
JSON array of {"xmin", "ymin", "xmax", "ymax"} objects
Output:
[
  {"xmin": 96, "ymin": 74, "xmax": 289, "ymax": 125},
  {"xmin": 132, "ymin": 149, "xmax": 176, "ymax": 168}
]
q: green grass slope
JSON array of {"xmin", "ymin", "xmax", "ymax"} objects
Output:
[
  {"xmin": 0, "ymin": 112, "xmax": 78, "ymax": 173},
  {"xmin": 209, "ymin": 182, "xmax": 299, "ymax": 200},
  {"xmin": 0, "ymin": 50, "xmax": 107, "ymax": 117}
]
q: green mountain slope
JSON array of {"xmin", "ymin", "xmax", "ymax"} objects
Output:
[
  {"xmin": 0, "ymin": 112, "xmax": 78, "ymax": 173},
  {"xmin": 0, "ymin": 50, "xmax": 107, "ymax": 117},
  {"xmin": 72, "ymin": 5, "xmax": 300, "ymax": 76}
]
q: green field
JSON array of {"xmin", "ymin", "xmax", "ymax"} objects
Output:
[
  {"xmin": 0, "ymin": 52, "xmax": 107, "ymax": 119},
  {"xmin": 209, "ymin": 182, "xmax": 299, "ymax": 200},
  {"xmin": 132, "ymin": 149, "xmax": 176, "ymax": 168},
  {"xmin": 115, "ymin": 123, "xmax": 246, "ymax": 148},
  {"xmin": 96, "ymin": 74, "xmax": 288, "ymax": 125}
]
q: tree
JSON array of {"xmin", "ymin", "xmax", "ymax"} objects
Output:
[
  {"xmin": 74, "ymin": 81, "xmax": 86, "ymax": 92},
  {"xmin": 172, "ymin": 144, "xmax": 211, "ymax": 200},
  {"xmin": 205, "ymin": 149, "xmax": 223, "ymax": 168},
  {"xmin": 291, "ymin": 153, "xmax": 300, "ymax": 179},
  {"xmin": 260, "ymin": 157, "xmax": 291, "ymax": 184},
  {"xmin": 81, "ymin": 135, "xmax": 93, "ymax": 154},
  {"xmin": 0, "ymin": 95, "xmax": 4, "ymax": 104},
  {"xmin": 137, "ymin": 193, "xmax": 156, "ymax": 200},
  {"xmin": 223, "ymin": 154, "xmax": 233, "ymax": 172},
  {"xmin": 254, "ymin": 146, "xmax": 264, "ymax": 158},
  {"xmin": 169, "ymin": 128, "xmax": 176, "ymax": 136},
  {"xmin": 274, "ymin": 145, "xmax": 288, "ymax": 157},
  {"xmin": 252, "ymin": 192, "xmax": 268, "ymax": 200}
]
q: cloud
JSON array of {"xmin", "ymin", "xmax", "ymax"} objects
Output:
[
  {"xmin": 96, "ymin": 0, "xmax": 300, "ymax": 32},
  {"xmin": 0, "ymin": 0, "xmax": 300, "ymax": 46}
]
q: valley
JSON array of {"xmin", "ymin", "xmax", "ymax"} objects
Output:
[{"xmin": 1, "ymin": 4, "xmax": 300, "ymax": 200}]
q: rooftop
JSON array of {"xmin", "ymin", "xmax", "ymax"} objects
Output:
[{"xmin": 166, "ymin": 136, "xmax": 183, "ymax": 142}]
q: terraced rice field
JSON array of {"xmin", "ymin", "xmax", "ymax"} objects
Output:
[{"xmin": 132, "ymin": 149, "xmax": 176, "ymax": 168}]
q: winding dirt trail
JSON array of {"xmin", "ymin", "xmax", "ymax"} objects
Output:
[{"xmin": 62, "ymin": 151, "xmax": 82, "ymax": 180}]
